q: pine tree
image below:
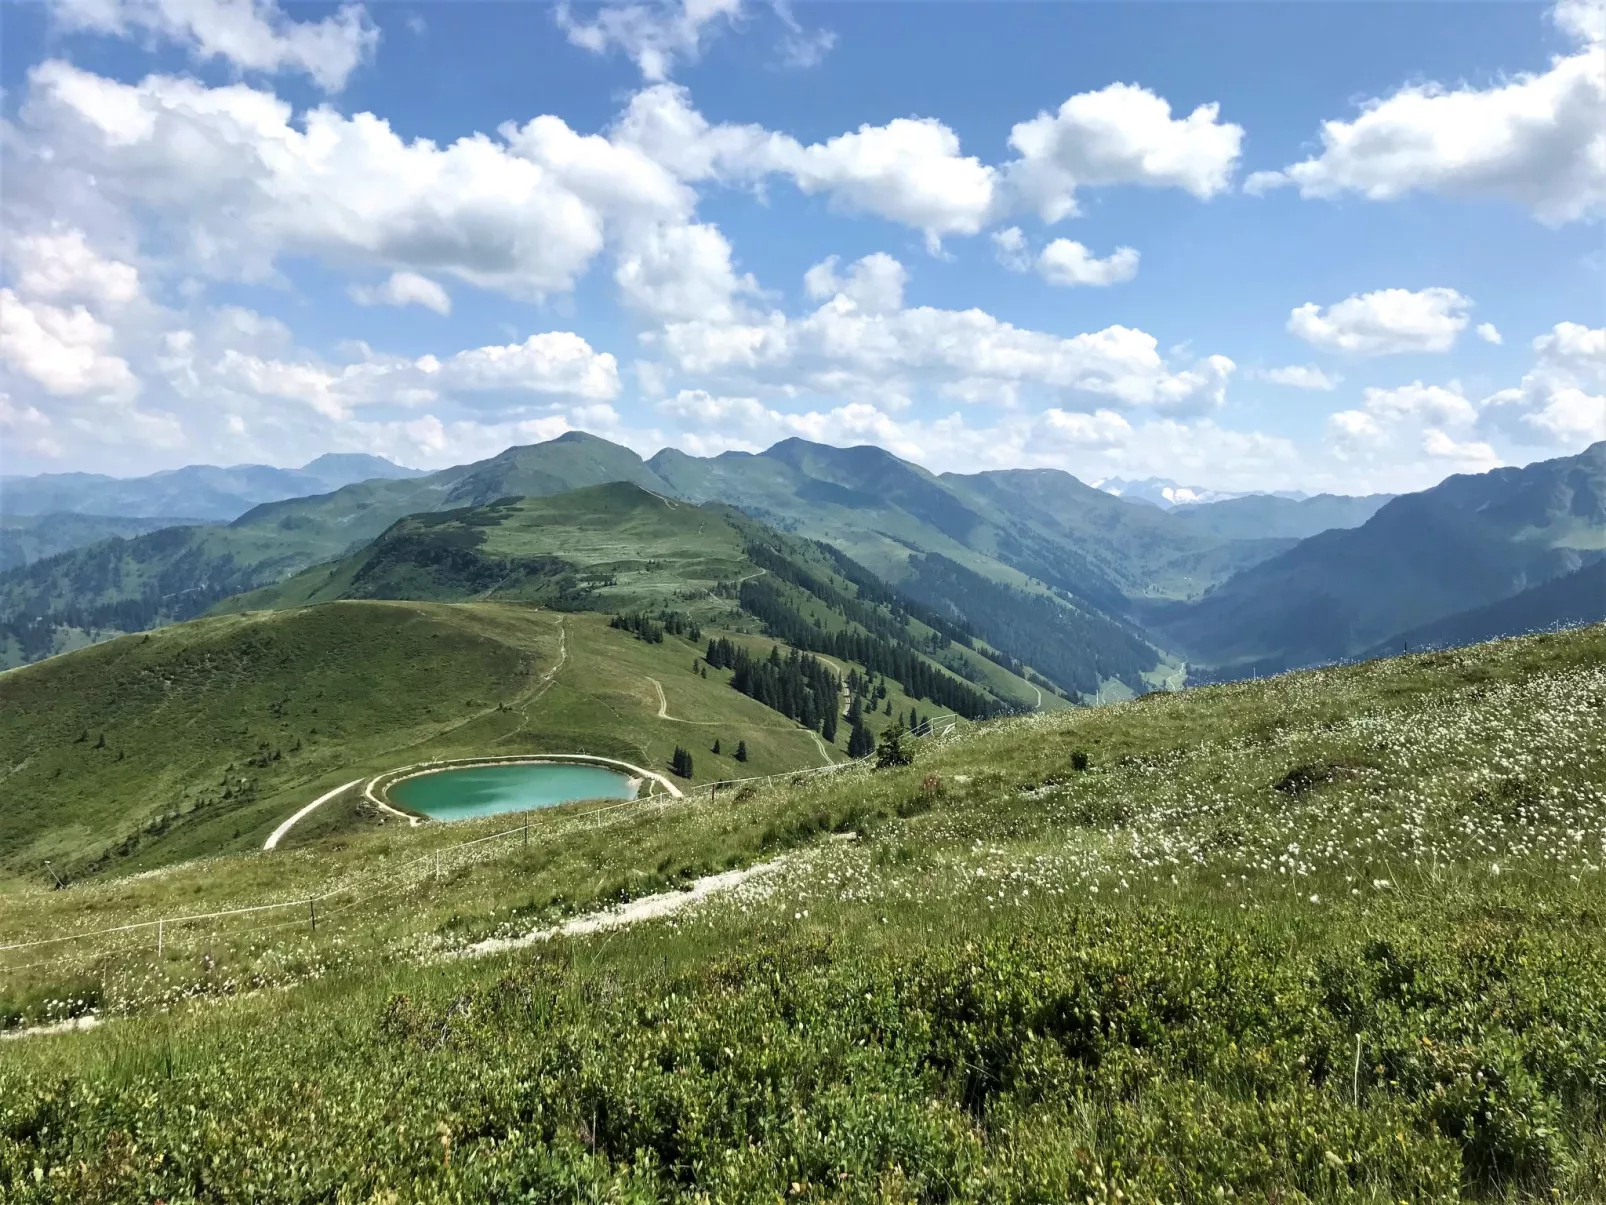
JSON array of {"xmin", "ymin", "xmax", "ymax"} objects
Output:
[
  {"xmin": 821, "ymin": 703, "xmax": 838, "ymax": 743},
  {"xmin": 735, "ymin": 739, "xmax": 749, "ymax": 763},
  {"xmin": 712, "ymin": 738, "xmax": 722, "ymax": 755},
  {"xmin": 884, "ymin": 698, "xmax": 893, "ymax": 715},
  {"xmin": 670, "ymin": 746, "xmax": 694, "ymax": 777},
  {"xmin": 875, "ymin": 721, "xmax": 913, "ymax": 769},
  {"xmin": 847, "ymin": 719, "xmax": 874, "ymax": 759}
]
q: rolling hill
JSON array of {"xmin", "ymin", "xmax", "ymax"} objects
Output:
[
  {"xmin": 218, "ymin": 482, "xmax": 1076, "ymax": 709},
  {"xmin": 0, "ymin": 599, "xmax": 887, "ymax": 879}
]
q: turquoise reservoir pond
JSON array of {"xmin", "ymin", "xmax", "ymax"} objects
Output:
[{"xmin": 388, "ymin": 762, "xmax": 638, "ymax": 821}]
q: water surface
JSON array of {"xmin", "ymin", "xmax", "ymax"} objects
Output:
[{"xmin": 389, "ymin": 762, "xmax": 637, "ymax": 821}]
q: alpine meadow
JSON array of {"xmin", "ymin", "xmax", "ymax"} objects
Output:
[{"xmin": 4, "ymin": 0, "xmax": 1606, "ymax": 1201}]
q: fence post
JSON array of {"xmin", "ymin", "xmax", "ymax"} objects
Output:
[
  {"xmin": 523, "ymin": 824, "xmax": 528, "ymax": 848},
  {"xmin": 309, "ymin": 899, "xmax": 317, "ymax": 932},
  {"xmin": 157, "ymin": 918, "xmax": 163, "ymax": 959}
]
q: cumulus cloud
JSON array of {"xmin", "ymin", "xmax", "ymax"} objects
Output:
[
  {"xmin": 1288, "ymin": 287, "xmax": 1472, "ymax": 355},
  {"xmin": 1480, "ymin": 320, "xmax": 1606, "ymax": 445},
  {"xmin": 50, "ymin": 0, "xmax": 378, "ymax": 92},
  {"xmin": 1253, "ymin": 364, "xmax": 1341, "ymax": 390},
  {"xmin": 613, "ymin": 221, "xmax": 756, "ymax": 321},
  {"xmin": 802, "ymin": 252, "xmax": 906, "ymax": 313},
  {"xmin": 1360, "ymin": 381, "xmax": 1479, "ymax": 427},
  {"xmin": 17, "ymin": 61, "xmax": 628, "ymax": 299},
  {"xmin": 990, "ymin": 228, "xmax": 1139, "ymax": 287},
  {"xmin": 556, "ymin": 0, "xmax": 743, "ymax": 81},
  {"xmin": 6, "ymin": 227, "xmax": 143, "ymax": 308},
  {"xmin": 349, "ymin": 271, "xmax": 451, "ymax": 315},
  {"xmin": 1245, "ymin": 0, "xmax": 1606, "ymax": 224},
  {"xmin": 1004, "ymin": 82, "xmax": 1244, "ymax": 222},
  {"xmin": 643, "ymin": 252, "xmax": 1234, "ymax": 415},
  {"xmin": 1476, "ymin": 322, "xmax": 1503, "ymax": 344},
  {"xmin": 0, "ymin": 288, "xmax": 140, "ymax": 399},
  {"xmin": 1035, "ymin": 239, "xmax": 1140, "ymax": 287}
]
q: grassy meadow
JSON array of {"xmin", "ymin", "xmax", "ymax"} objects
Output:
[
  {"xmin": 0, "ymin": 600, "xmax": 869, "ymax": 883},
  {"xmin": 1, "ymin": 624, "xmax": 1603, "ymax": 1200}
]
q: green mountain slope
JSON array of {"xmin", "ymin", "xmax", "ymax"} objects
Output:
[
  {"xmin": 4, "ymin": 625, "xmax": 1602, "ymax": 1198},
  {"xmin": 219, "ymin": 483, "xmax": 1057, "ymax": 716},
  {"xmin": 1152, "ymin": 441, "xmax": 1606, "ymax": 678},
  {"xmin": 0, "ymin": 600, "xmax": 864, "ymax": 878},
  {"xmin": 0, "ymin": 454, "xmax": 422, "ymax": 521},
  {"xmin": 0, "ymin": 434, "xmax": 677, "ymax": 668},
  {"xmin": 0, "ymin": 513, "xmax": 211, "ymax": 572},
  {"xmin": 1360, "ymin": 558, "xmax": 1606, "ymax": 659},
  {"xmin": 1169, "ymin": 491, "xmax": 1393, "ymax": 541}
]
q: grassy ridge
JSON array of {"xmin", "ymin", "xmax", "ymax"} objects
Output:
[
  {"xmin": 0, "ymin": 601, "xmax": 867, "ymax": 881},
  {"xmin": 1, "ymin": 626, "xmax": 1602, "ymax": 1199}
]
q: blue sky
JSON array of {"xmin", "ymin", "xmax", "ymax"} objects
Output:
[{"xmin": 0, "ymin": 0, "xmax": 1601, "ymax": 494}]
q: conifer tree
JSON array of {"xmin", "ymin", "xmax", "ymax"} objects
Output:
[
  {"xmin": 847, "ymin": 719, "xmax": 874, "ymax": 759},
  {"xmin": 875, "ymin": 720, "xmax": 913, "ymax": 768},
  {"xmin": 712, "ymin": 738, "xmax": 722, "ymax": 755},
  {"xmin": 735, "ymin": 739, "xmax": 749, "ymax": 763}
]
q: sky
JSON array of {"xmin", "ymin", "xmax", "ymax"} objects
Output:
[{"xmin": 0, "ymin": 0, "xmax": 1602, "ymax": 494}]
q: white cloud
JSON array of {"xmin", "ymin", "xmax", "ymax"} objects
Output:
[
  {"xmin": 0, "ymin": 393, "xmax": 65, "ymax": 460},
  {"xmin": 1480, "ymin": 320, "xmax": 1606, "ymax": 445},
  {"xmin": 1476, "ymin": 322, "xmax": 1503, "ymax": 345},
  {"xmin": 1288, "ymin": 287, "xmax": 1472, "ymax": 355},
  {"xmin": 1422, "ymin": 427, "xmax": 1500, "ymax": 467},
  {"xmin": 349, "ymin": 270, "xmax": 451, "ymax": 315},
  {"xmin": 435, "ymin": 332, "xmax": 621, "ymax": 401},
  {"xmin": 1253, "ymin": 364, "xmax": 1341, "ymax": 390},
  {"xmin": 1360, "ymin": 381, "xmax": 1479, "ymax": 427},
  {"xmin": 764, "ymin": 118, "xmax": 998, "ymax": 249},
  {"xmin": 992, "ymin": 228, "xmax": 1138, "ymax": 286},
  {"xmin": 50, "ymin": 0, "xmax": 379, "ymax": 92},
  {"xmin": 0, "ymin": 288, "xmax": 140, "ymax": 399},
  {"xmin": 556, "ymin": 0, "xmax": 742, "ymax": 81},
  {"xmin": 771, "ymin": 0, "xmax": 835, "ymax": 69},
  {"xmin": 7, "ymin": 227, "xmax": 143, "ymax": 308},
  {"xmin": 1245, "ymin": 1, "xmax": 1606, "ymax": 224},
  {"xmin": 1004, "ymin": 82, "xmax": 1244, "ymax": 222},
  {"xmin": 645, "ymin": 253, "xmax": 1235, "ymax": 415},
  {"xmin": 991, "ymin": 226, "xmax": 1031, "ymax": 272},
  {"xmin": 215, "ymin": 330, "xmax": 618, "ymax": 421},
  {"xmin": 1034, "ymin": 239, "xmax": 1140, "ymax": 287},
  {"xmin": 613, "ymin": 221, "xmax": 754, "ymax": 321},
  {"xmin": 802, "ymin": 253, "xmax": 906, "ymax": 313},
  {"xmin": 16, "ymin": 61, "xmax": 693, "ymax": 301}
]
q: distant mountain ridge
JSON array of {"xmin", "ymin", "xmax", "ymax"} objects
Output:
[
  {"xmin": 1152, "ymin": 441, "xmax": 1606, "ymax": 679},
  {"xmin": 0, "ymin": 454, "xmax": 425, "ymax": 521},
  {"xmin": 1095, "ymin": 476, "xmax": 1309, "ymax": 509},
  {"xmin": 3, "ymin": 430, "xmax": 1589, "ymax": 686}
]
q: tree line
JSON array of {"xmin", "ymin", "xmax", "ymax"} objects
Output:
[
  {"xmin": 704, "ymin": 639, "xmax": 840, "ymax": 741},
  {"xmin": 735, "ymin": 577, "xmax": 995, "ymax": 719}
]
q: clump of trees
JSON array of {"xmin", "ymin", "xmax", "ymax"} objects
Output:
[
  {"xmin": 705, "ymin": 640, "xmax": 839, "ymax": 741},
  {"xmin": 670, "ymin": 746, "xmax": 694, "ymax": 778}
]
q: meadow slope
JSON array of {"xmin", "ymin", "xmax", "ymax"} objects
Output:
[{"xmin": 2, "ymin": 625, "xmax": 1603, "ymax": 1201}]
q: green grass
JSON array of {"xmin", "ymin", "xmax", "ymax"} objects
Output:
[
  {"xmin": 0, "ymin": 601, "xmax": 844, "ymax": 882},
  {"xmin": 1, "ymin": 625, "xmax": 1602, "ymax": 1200}
]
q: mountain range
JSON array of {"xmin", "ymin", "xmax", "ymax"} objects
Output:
[
  {"xmin": 1093, "ymin": 476, "xmax": 1317, "ymax": 509},
  {"xmin": 1, "ymin": 434, "xmax": 1599, "ymax": 689},
  {"xmin": 0, "ymin": 453, "xmax": 423, "ymax": 522}
]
